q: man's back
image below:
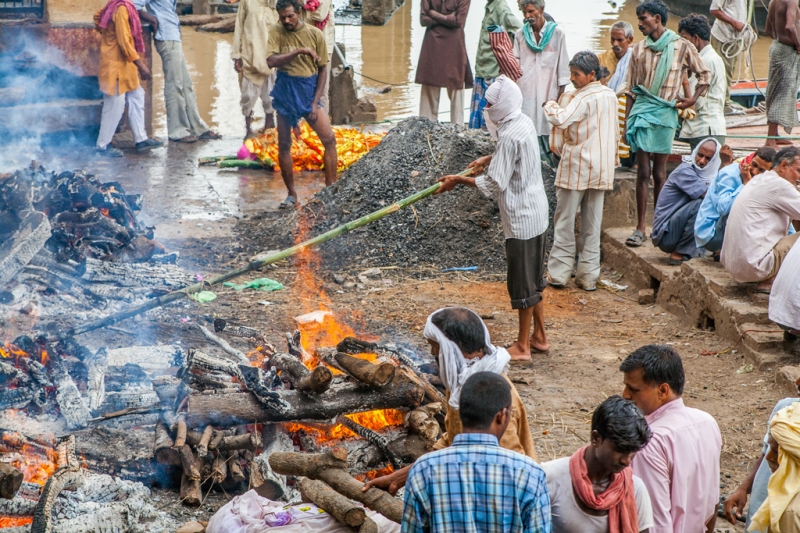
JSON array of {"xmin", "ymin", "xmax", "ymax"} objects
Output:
[
  {"xmin": 402, "ymin": 433, "xmax": 550, "ymax": 533},
  {"xmin": 632, "ymin": 398, "xmax": 721, "ymax": 533}
]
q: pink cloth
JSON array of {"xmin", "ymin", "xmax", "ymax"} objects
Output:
[
  {"xmin": 98, "ymin": 0, "xmax": 145, "ymax": 53},
  {"xmin": 631, "ymin": 398, "xmax": 721, "ymax": 533}
]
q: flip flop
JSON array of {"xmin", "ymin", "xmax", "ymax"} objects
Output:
[
  {"xmin": 278, "ymin": 196, "xmax": 297, "ymax": 210},
  {"xmin": 668, "ymin": 255, "xmax": 691, "ymax": 266},
  {"xmin": 199, "ymin": 130, "xmax": 222, "ymax": 140},
  {"xmin": 171, "ymin": 135, "xmax": 198, "ymax": 143},
  {"xmin": 626, "ymin": 230, "xmax": 645, "ymax": 247}
]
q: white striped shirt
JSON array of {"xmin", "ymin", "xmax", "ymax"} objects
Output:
[
  {"xmin": 475, "ymin": 114, "xmax": 550, "ymax": 240},
  {"xmin": 544, "ymin": 81, "xmax": 619, "ymax": 191}
]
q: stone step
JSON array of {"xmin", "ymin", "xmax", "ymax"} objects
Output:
[
  {"xmin": 741, "ymin": 323, "xmax": 788, "ymax": 354},
  {"xmin": 718, "ymin": 297, "xmax": 771, "ymax": 331},
  {"xmin": 680, "ymin": 260, "xmax": 749, "ymax": 299},
  {"xmin": 776, "ymin": 366, "xmax": 800, "ymax": 397}
]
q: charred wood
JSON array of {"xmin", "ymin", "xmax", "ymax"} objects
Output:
[
  {"xmin": 154, "ymin": 422, "xmax": 180, "ymax": 466},
  {"xmin": 0, "ymin": 494, "xmax": 38, "ymax": 515},
  {"xmin": 196, "ymin": 425, "xmax": 213, "ymax": 458},
  {"xmin": 31, "ymin": 436, "xmax": 81, "ymax": 533},
  {"xmin": 334, "ymin": 352, "xmax": 395, "ymax": 388},
  {"xmin": 0, "ymin": 284, "xmax": 27, "ymax": 304},
  {"xmin": 213, "ymin": 319, "xmax": 267, "ymax": 345},
  {"xmin": 270, "ymin": 352, "xmax": 331, "ymax": 395},
  {"xmin": 250, "ymin": 425, "xmax": 294, "ymax": 501},
  {"xmin": 0, "ymin": 210, "xmax": 51, "ymax": 288},
  {"xmin": 337, "ymin": 337, "xmax": 420, "ymax": 372},
  {"xmin": 228, "ymin": 451, "xmax": 245, "ymax": 483},
  {"xmin": 196, "ymin": 324, "xmax": 250, "ymax": 365},
  {"xmin": 179, "ymin": 456, "xmax": 205, "ymax": 507},
  {"xmin": 336, "ymin": 416, "xmax": 401, "ymax": 469},
  {"xmin": 298, "ymin": 477, "xmax": 367, "ymax": 528},
  {"xmin": 177, "ymin": 445, "xmax": 200, "ymax": 481},
  {"xmin": 181, "ymin": 349, "xmax": 242, "ymax": 382},
  {"xmin": 50, "ymin": 362, "xmax": 90, "ymax": 430},
  {"xmin": 80, "ymin": 257, "xmax": 189, "ymax": 290},
  {"xmin": 0, "ymin": 463, "xmax": 23, "ymax": 499},
  {"xmin": 185, "ymin": 373, "xmax": 424, "ymax": 427},
  {"xmin": 0, "ymin": 386, "xmax": 34, "ymax": 410},
  {"xmin": 210, "ymin": 453, "xmax": 228, "ymax": 484},
  {"xmin": 406, "ymin": 403, "xmax": 443, "ymax": 442},
  {"xmin": 73, "ymin": 427, "xmax": 157, "ymax": 483},
  {"xmin": 269, "ymin": 448, "xmax": 402, "ymax": 523}
]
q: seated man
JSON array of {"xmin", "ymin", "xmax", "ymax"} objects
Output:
[
  {"xmin": 695, "ymin": 147, "xmax": 776, "ymax": 256},
  {"xmin": 364, "ymin": 307, "xmax": 537, "ymax": 495},
  {"xmin": 401, "ymin": 372, "xmax": 551, "ymax": 532},
  {"xmin": 651, "ymin": 138, "xmax": 722, "ymax": 265},
  {"xmin": 749, "ymin": 403, "xmax": 800, "ymax": 532},
  {"xmin": 723, "ymin": 381, "xmax": 800, "ymax": 530},
  {"xmin": 721, "ymin": 146, "xmax": 800, "ymax": 292},
  {"xmin": 543, "ymin": 395, "xmax": 654, "ymax": 532},
  {"xmin": 770, "ymin": 241, "xmax": 800, "ymax": 339}
]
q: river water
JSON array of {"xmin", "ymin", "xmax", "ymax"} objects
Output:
[{"xmin": 145, "ymin": 0, "xmax": 773, "ymax": 138}]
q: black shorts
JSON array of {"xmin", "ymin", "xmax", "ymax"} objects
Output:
[{"xmin": 505, "ymin": 234, "xmax": 547, "ymax": 309}]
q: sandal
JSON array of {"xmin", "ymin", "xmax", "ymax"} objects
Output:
[
  {"xmin": 171, "ymin": 135, "xmax": 198, "ymax": 143},
  {"xmin": 626, "ymin": 230, "xmax": 645, "ymax": 247},
  {"xmin": 668, "ymin": 255, "xmax": 691, "ymax": 266},
  {"xmin": 278, "ymin": 196, "xmax": 297, "ymax": 210},
  {"xmin": 199, "ymin": 130, "xmax": 222, "ymax": 140}
]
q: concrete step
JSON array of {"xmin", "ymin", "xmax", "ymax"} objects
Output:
[
  {"xmin": 741, "ymin": 323, "xmax": 788, "ymax": 353},
  {"xmin": 776, "ymin": 366, "xmax": 800, "ymax": 397},
  {"xmin": 680, "ymin": 260, "xmax": 749, "ymax": 299},
  {"xmin": 719, "ymin": 298, "xmax": 771, "ymax": 331}
]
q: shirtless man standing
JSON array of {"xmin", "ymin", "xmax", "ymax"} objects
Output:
[{"xmin": 765, "ymin": 0, "xmax": 800, "ymax": 147}]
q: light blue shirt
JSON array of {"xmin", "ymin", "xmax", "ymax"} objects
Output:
[
  {"xmin": 134, "ymin": 0, "xmax": 182, "ymax": 42},
  {"xmin": 694, "ymin": 163, "xmax": 743, "ymax": 247}
]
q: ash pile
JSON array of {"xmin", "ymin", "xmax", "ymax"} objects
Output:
[
  {"xmin": 0, "ymin": 163, "xmax": 192, "ymax": 327},
  {"xmin": 238, "ymin": 117, "xmax": 557, "ymax": 271}
]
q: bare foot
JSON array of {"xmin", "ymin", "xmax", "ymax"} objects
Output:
[
  {"xmin": 777, "ymin": 138, "xmax": 794, "ymax": 146},
  {"xmin": 670, "ymin": 251, "xmax": 684, "ymax": 262},
  {"xmin": 755, "ymin": 280, "xmax": 773, "ymax": 293},
  {"xmin": 530, "ymin": 338, "xmax": 550, "ymax": 353},
  {"xmin": 507, "ymin": 341, "xmax": 531, "ymax": 360}
]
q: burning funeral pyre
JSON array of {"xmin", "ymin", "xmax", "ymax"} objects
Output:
[{"xmin": 0, "ymin": 163, "xmax": 449, "ymax": 531}]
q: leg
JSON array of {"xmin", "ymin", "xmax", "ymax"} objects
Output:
[
  {"xmin": 276, "ymin": 113, "xmax": 297, "ymax": 201},
  {"xmin": 96, "ymin": 90, "xmax": 126, "ymax": 149},
  {"xmin": 633, "ymin": 149, "xmax": 651, "ymax": 235},
  {"xmin": 530, "ymin": 300, "xmax": 548, "ymax": 353},
  {"xmin": 418, "ymin": 85, "xmax": 440, "ymax": 122},
  {"xmin": 505, "ymin": 236, "xmax": 548, "ymax": 359},
  {"xmin": 760, "ymin": 232, "xmax": 800, "ymax": 291},
  {"xmin": 673, "ymin": 199, "xmax": 703, "ymax": 258},
  {"xmin": 125, "ymin": 86, "xmax": 148, "ymax": 144},
  {"xmin": 156, "ymin": 41, "xmax": 193, "ymax": 140},
  {"xmin": 447, "ymin": 87, "xmax": 464, "ymax": 126},
  {"xmin": 547, "ymin": 187, "xmax": 581, "ymax": 286},
  {"xmin": 651, "ymin": 153, "xmax": 669, "ymax": 208},
  {"xmin": 261, "ymin": 73, "xmax": 276, "ymax": 130},
  {"xmin": 308, "ymin": 109, "xmax": 338, "ymax": 187},
  {"xmin": 575, "ymin": 189, "xmax": 605, "ymax": 289},
  {"xmin": 704, "ymin": 215, "xmax": 728, "ymax": 254},
  {"xmin": 767, "ymin": 122, "xmax": 780, "ymax": 148},
  {"xmin": 240, "ymin": 77, "xmax": 259, "ymax": 138},
  {"xmin": 509, "ymin": 307, "xmax": 534, "ymax": 359},
  {"xmin": 319, "ymin": 52, "xmax": 333, "ymax": 112},
  {"xmin": 176, "ymin": 45, "xmax": 210, "ymax": 136}
]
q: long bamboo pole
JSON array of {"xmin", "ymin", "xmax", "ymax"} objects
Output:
[{"xmin": 62, "ymin": 170, "xmax": 470, "ymax": 339}]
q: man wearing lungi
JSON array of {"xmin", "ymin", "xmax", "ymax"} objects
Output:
[
  {"xmin": 765, "ymin": 0, "xmax": 800, "ymax": 148},
  {"xmin": 267, "ymin": 0, "xmax": 337, "ymax": 208}
]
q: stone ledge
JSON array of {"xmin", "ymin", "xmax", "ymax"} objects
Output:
[{"xmin": 776, "ymin": 366, "xmax": 800, "ymax": 397}]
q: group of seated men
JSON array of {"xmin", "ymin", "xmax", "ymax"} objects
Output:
[{"xmin": 650, "ymin": 141, "xmax": 800, "ymax": 339}]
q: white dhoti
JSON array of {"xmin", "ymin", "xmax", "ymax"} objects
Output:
[
  {"xmin": 240, "ymin": 73, "xmax": 276, "ymax": 116},
  {"xmin": 96, "ymin": 85, "xmax": 147, "ymax": 149}
]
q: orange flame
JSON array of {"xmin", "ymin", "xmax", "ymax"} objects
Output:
[
  {"xmin": 9, "ymin": 447, "xmax": 57, "ymax": 486},
  {"xmin": 284, "ymin": 408, "xmax": 405, "ymax": 445},
  {"xmin": 357, "ymin": 465, "xmax": 395, "ymax": 482},
  {"xmin": 99, "ymin": 208, "xmax": 110, "ymax": 217},
  {"xmin": 0, "ymin": 517, "xmax": 33, "ymax": 527}
]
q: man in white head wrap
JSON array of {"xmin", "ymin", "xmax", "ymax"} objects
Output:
[
  {"xmin": 362, "ymin": 307, "xmax": 538, "ymax": 495},
  {"xmin": 436, "ymin": 76, "xmax": 551, "ymax": 362}
]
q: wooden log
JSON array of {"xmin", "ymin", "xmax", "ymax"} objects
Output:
[
  {"xmin": 406, "ymin": 403, "xmax": 443, "ymax": 442},
  {"xmin": 271, "ymin": 352, "xmax": 331, "ymax": 395},
  {"xmin": 80, "ymin": 257, "xmax": 189, "ymax": 290},
  {"xmin": 218, "ymin": 431, "xmax": 262, "ymax": 452},
  {"xmin": 250, "ymin": 425, "xmax": 294, "ymax": 500},
  {"xmin": 228, "ymin": 451, "xmax": 245, "ymax": 483},
  {"xmin": 209, "ymin": 430, "xmax": 224, "ymax": 451},
  {"xmin": 185, "ymin": 373, "xmax": 424, "ymax": 427},
  {"xmin": 298, "ymin": 478, "xmax": 366, "ymax": 528},
  {"xmin": 334, "ymin": 352, "xmax": 395, "ymax": 388},
  {"xmin": 269, "ymin": 448, "xmax": 402, "ymax": 523},
  {"xmin": 180, "ymin": 456, "xmax": 205, "ymax": 507},
  {"xmin": 195, "ymin": 325, "xmax": 250, "ymax": 365},
  {"xmin": 0, "ymin": 210, "xmax": 51, "ymax": 288},
  {"xmin": 174, "ymin": 418, "xmax": 188, "ymax": 448},
  {"xmin": 177, "ymin": 445, "xmax": 200, "ymax": 481},
  {"xmin": 154, "ymin": 422, "xmax": 180, "ymax": 466},
  {"xmin": 359, "ymin": 518, "xmax": 379, "ymax": 533},
  {"xmin": 196, "ymin": 425, "xmax": 213, "ymax": 457},
  {"xmin": 0, "ymin": 463, "xmax": 23, "ymax": 500},
  {"xmin": 211, "ymin": 453, "xmax": 227, "ymax": 484},
  {"xmin": 51, "ymin": 362, "xmax": 90, "ymax": 430}
]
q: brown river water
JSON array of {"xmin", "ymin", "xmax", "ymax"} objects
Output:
[{"xmin": 51, "ymin": 0, "xmax": 774, "ymax": 138}]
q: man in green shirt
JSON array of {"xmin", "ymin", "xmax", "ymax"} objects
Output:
[
  {"xmin": 468, "ymin": 0, "xmax": 522, "ymax": 129},
  {"xmin": 266, "ymin": 0, "xmax": 337, "ymax": 208}
]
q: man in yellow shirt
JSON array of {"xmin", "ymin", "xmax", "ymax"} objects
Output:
[
  {"xmin": 267, "ymin": 0, "xmax": 337, "ymax": 208},
  {"xmin": 94, "ymin": 0, "xmax": 162, "ymax": 156}
]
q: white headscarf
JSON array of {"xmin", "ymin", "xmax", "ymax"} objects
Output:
[
  {"xmin": 681, "ymin": 137, "xmax": 722, "ymax": 185},
  {"xmin": 423, "ymin": 307, "xmax": 511, "ymax": 410},
  {"xmin": 483, "ymin": 75, "xmax": 523, "ymax": 140}
]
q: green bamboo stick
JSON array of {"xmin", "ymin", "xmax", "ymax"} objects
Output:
[
  {"xmin": 62, "ymin": 170, "xmax": 470, "ymax": 339},
  {"xmin": 199, "ymin": 155, "xmax": 237, "ymax": 165},
  {"xmin": 218, "ymin": 159, "xmax": 271, "ymax": 169}
]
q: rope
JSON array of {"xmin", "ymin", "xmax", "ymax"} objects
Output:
[
  {"xmin": 351, "ymin": 69, "xmax": 409, "ymax": 87},
  {"xmin": 719, "ymin": 23, "xmax": 758, "ymax": 61}
]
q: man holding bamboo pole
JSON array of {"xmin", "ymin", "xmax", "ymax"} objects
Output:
[{"xmin": 436, "ymin": 75, "xmax": 550, "ymax": 362}]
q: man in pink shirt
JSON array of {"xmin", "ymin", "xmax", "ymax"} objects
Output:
[{"xmin": 620, "ymin": 344, "xmax": 722, "ymax": 533}]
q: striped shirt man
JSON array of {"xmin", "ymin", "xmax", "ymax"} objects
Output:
[
  {"xmin": 475, "ymin": 114, "xmax": 549, "ymax": 240},
  {"xmin": 401, "ymin": 433, "xmax": 551, "ymax": 533},
  {"xmin": 626, "ymin": 37, "xmax": 711, "ymax": 102},
  {"xmin": 544, "ymin": 81, "xmax": 620, "ymax": 191}
]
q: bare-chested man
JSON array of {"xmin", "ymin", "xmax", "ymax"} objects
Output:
[{"xmin": 765, "ymin": 0, "xmax": 800, "ymax": 147}]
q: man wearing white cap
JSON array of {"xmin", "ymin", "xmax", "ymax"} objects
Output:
[
  {"xmin": 362, "ymin": 307, "xmax": 538, "ymax": 495},
  {"xmin": 437, "ymin": 75, "xmax": 550, "ymax": 362}
]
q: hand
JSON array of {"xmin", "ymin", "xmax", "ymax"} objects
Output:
[
  {"xmin": 150, "ymin": 20, "xmax": 159, "ymax": 35},
  {"xmin": 722, "ymin": 487, "xmax": 748, "ymax": 524},
  {"xmin": 307, "ymin": 107, "xmax": 319, "ymax": 124},
  {"xmin": 435, "ymin": 175, "xmax": 464, "ymax": 194},
  {"xmin": 732, "ymin": 20, "xmax": 745, "ymax": 32},
  {"xmin": 741, "ymin": 163, "xmax": 753, "ymax": 184},
  {"xmin": 137, "ymin": 63, "xmax": 151, "ymax": 81},
  {"xmin": 676, "ymin": 97, "xmax": 696, "ymax": 110},
  {"xmin": 719, "ymin": 144, "xmax": 734, "ymax": 167},
  {"xmin": 428, "ymin": 8, "xmax": 440, "ymax": 17},
  {"xmin": 233, "ymin": 58, "xmax": 243, "ymax": 73},
  {"xmin": 468, "ymin": 155, "xmax": 492, "ymax": 175},
  {"xmin": 362, "ymin": 468, "xmax": 409, "ymax": 496},
  {"xmin": 297, "ymin": 47, "xmax": 321, "ymax": 63}
]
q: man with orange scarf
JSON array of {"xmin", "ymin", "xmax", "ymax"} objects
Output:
[{"xmin": 542, "ymin": 395, "xmax": 654, "ymax": 533}]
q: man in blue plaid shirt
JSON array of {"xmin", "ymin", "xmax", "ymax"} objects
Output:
[{"xmin": 401, "ymin": 371, "xmax": 551, "ymax": 532}]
